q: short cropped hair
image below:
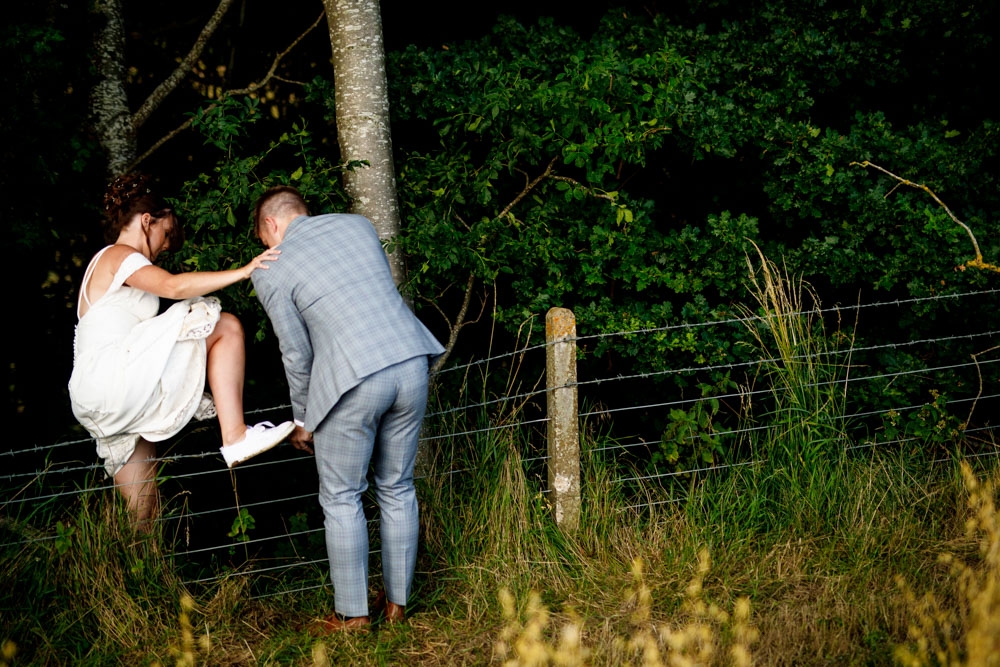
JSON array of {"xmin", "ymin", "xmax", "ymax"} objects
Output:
[{"xmin": 253, "ymin": 186, "xmax": 309, "ymax": 238}]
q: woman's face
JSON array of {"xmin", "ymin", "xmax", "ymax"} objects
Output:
[{"xmin": 146, "ymin": 214, "xmax": 176, "ymax": 262}]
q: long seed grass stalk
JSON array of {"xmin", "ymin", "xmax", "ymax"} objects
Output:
[{"xmin": 739, "ymin": 244, "xmax": 851, "ymax": 530}]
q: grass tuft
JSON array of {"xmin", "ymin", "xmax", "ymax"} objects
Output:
[{"xmin": 737, "ymin": 245, "xmax": 851, "ymax": 532}]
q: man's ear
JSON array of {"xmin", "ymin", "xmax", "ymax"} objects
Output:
[{"xmin": 267, "ymin": 216, "xmax": 281, "ymax": 237}]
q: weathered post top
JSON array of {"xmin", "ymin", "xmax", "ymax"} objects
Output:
[{"xmin": 546, "ymin": 307, "xmax": 576, "ymax": 340}]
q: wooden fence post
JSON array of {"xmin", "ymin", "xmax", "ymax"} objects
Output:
[{"xmin": 546, "ymin": 307, "xmax": 580, "ymax": 531}]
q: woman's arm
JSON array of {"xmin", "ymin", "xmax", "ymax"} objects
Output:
[{"xmin": 125, "ymin": 247, "xmax": 281, "ymax": 300}]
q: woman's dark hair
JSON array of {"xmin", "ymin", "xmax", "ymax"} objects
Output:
[{"xmin": 102, "ymin": 173, "xmax": 184, "ymax": 250}]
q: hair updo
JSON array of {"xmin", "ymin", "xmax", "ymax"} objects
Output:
[{"xmin": 102, "ymin": 173, "xmax": 185, "ymax": 250}]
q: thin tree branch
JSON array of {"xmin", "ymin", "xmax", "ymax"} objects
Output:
[
  {"xmin": 425, "ymin": 282, "xmax": 457, "ymax": 331},
  {"xmin": 129, "ymin": 116, "xmax": 198, "ymax": 173},
  {"xmin": 133, "ymin": 0, "xmax": 236, "ymax": 129},
  {"xmin": 852, "ymin": 160, "xmax": 998, "ymax": 273},
  {"xmin": 430, "ymin": 272, "xmax": 479, "ymax": 374},
  {"xmin": 966, "ymin": 345, "xmax": 1000, "ymax": 429},
  {"xmin": 498, "ymin": 156, "xmax": 559, "ymax": 220},
  {"xmin": 425, "ymin": 158, "xmax": 557, "ymax": 367},
  {"xmin": 129, "ymin": 12, "xmax": 325, "ymax": 172},
  {"xmin": 428, "ymin": 155, "xmax": 613, "ymax": 370},
  {"xmin": 549, "ymin": 174, "xmax": 616, "ymax": 201},
  {"xmin": 225, "ymin": 12, "xmax": 324, "ymax": 96}
]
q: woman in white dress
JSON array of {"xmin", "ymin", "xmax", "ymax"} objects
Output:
[{"xmin": 69, "ymin": 174, "xmax": 294, "ymax": 529}]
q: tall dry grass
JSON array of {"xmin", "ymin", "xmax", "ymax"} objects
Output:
[
  {"xmin": 895, "ymin": 460, "xmax": 1000, "ymax": 666},
  {"xmin": 494, "ymin": 551, "xmax": 758, "ymax": 666}
]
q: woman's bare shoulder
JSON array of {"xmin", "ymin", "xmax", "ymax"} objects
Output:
[
  {"xmin": 87, "ymin": 244, "xmax": 144, "ymax": 291},
  {"xmin": 101, "ymin": 243, "xmax": 142, "ymax": 261},
  {"xmin": 95, "ymin": 244, "xmax": 143, "ymax": 274},
  {"xmin": 79, "ymin": 245, "xmax": 141, "ymax": 316}
]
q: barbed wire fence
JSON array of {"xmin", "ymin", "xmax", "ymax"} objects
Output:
[{"xmin": 3, "ymin": 287, "xmax": 1000, "ymax": 598}]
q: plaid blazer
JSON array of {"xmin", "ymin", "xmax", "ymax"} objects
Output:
[{"xmin": 252, "ymin": 214, "xmax": 444, "ymax": 431}]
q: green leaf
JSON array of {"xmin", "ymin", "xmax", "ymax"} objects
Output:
[{"xmin": 55, "ymin": 521, "xmax": 75, "ymax": 556}]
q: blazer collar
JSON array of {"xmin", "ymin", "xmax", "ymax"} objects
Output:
[{"xmin": 281, "ymin": 214, "xmax": 310, "ymax": 244}]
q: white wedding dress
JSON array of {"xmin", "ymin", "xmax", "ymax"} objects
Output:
[{"xmin": 69, "ymin": 246, "xmax": 220, "ymax": 477}]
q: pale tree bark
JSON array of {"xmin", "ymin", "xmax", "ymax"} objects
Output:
[
  {"xmin": 324, "ymin": 0, "xmax": 408, "ymax": 290},
  {"xmin": 92, "ymin": 0, "xmax": 136, "ymax": 178},
  {"xmin": 90, "ymin": 0, "xmax": 236, "ymax": 178}
]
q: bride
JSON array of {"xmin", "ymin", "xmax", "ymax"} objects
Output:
[{"xmin": 69, "ymin": 174, "xmax": 293, "ymax": 530}]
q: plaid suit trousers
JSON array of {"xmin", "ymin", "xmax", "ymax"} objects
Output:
[{"xmin": 313, "ymin": 355, "xmax": 429, "ymax": 617}]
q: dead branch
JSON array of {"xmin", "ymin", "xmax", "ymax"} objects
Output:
[
  {"xmin": 852, "ymin": 160, "xmax": 999, "ymax": 274},
  {"xmin": 427, "ymin": 155, "xmax": 609, "ymax": 371},
  {"xmin": 429, "ymin": 272, "xmax": 488, "ymax": 374},
  {"xmin": 225, "ymin": 12, "xmax": 324, "ymax": 97},
  {"xmin": 426, "ymin": 158, "xmax": 558, "ymax": 367},
  {"xmin": 129, "ymin": 12, "xmax": 324, "ymax": 172},
  {"xmin": 132, "ymin": 0, "xmax": 237, "ymax": 129},
  {"xmin": 965, "ymin": 345, "xmax": 1000, "ymax": 430},
  {"xmin": 129, "ymin": 117, "xmax": 197, "ymax": 173},
  {"xmin": 428, "ymin": 153, "xmax": 621, "ymax": 372}
]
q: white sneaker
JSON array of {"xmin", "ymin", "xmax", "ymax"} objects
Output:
[{"xmin": 220, "ymin": 421, "xmax": 295, "ymax": 468}]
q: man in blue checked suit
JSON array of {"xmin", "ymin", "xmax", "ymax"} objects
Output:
[{"xmin": 251, "ymin": 186, "xmax": 444, "ymax": 632}]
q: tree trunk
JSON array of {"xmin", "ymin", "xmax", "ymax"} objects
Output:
[
  {"xmin": 323, "ymin": 0, "xmax": 408, "ymax": 290},
  {"xmin": 90, "ymin": 0, "xmax": 235, "ymax": 178},
  {"xmin": 91, "ymin": 0, "xmax": 136, "ymax": 178}
]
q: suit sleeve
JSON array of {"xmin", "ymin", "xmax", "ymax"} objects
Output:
[{"xmin": 252, "ymin": 270, "xmax": 313, "ymax": 426}]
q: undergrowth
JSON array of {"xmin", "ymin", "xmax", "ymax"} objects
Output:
[
  {"xmin": 2, "ymin": 421, "xmax": 998, "ymax": 665},
  {"xmin": 3, "ymin": 256, "xmax": 999, "ymax": 664}
]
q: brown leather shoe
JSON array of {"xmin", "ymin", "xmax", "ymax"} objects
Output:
[
  {"xmin": 385, "ymin": 601, "xmax": 405, "ymax": 623},
  {"xmin": 372, "ymin": 590, "xmax": 406, "ymax": 624},
  {"xmin": 308, "ymin": 614, "xmax": 371, "ymax": 635}
]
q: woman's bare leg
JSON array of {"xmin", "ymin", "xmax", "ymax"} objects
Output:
[
  {"xmin": 205, "ymin": 313, "xmax": 249, "ymax": 445},
  {"xmin": 113, "ymin": 438, "xmax": 159, "ymax": 531}
]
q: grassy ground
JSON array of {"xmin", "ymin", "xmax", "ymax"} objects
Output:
[
  {"xmin": 5, "ymin": 259, "xmax": 998, "ymax": 665},
  {"xmin": 2, "ymin": 438, "xmax": 998, "ymax": 666}
]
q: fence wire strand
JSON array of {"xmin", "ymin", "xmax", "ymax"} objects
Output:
[{"xmin": 5, "ymin": 287, "xmax": 1000, "ymax": 597}]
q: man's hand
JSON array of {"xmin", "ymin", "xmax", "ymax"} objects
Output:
[{"xmin": 289, "ymin": 424, "xmax": 314, "ymax": 455}]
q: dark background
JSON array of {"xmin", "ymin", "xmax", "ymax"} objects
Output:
[{"xmin": 2, "ymin": 0, "xmax": 996, "ymax": 450}]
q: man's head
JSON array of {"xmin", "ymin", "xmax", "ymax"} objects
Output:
[{"xmin": 254, "ymin": 186, "xmax": 310, "ymax": 248}]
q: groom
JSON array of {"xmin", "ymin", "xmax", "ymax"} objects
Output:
[{"xmin": 251, "ymin": 186, "xmax": 444, "ymax": 631}]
